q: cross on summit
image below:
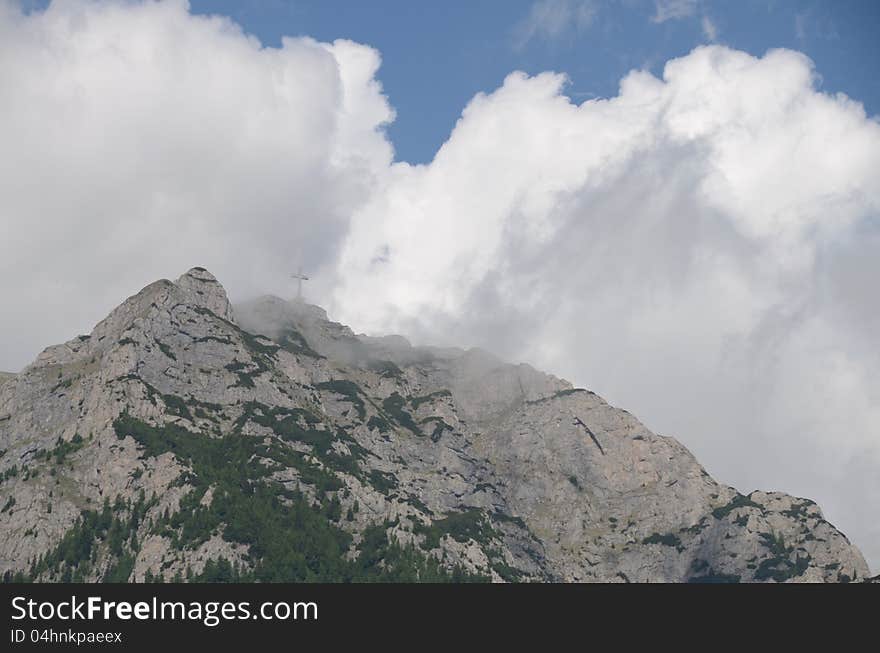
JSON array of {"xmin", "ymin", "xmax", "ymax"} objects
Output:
[{"xmin": 291, "ymin": 267, "xmax": 309, "ymax": 301}]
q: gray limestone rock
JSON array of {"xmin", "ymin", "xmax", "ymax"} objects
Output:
[{"xmin": 0, "ymin": 270, "xmax": 869, "ymax": 583}]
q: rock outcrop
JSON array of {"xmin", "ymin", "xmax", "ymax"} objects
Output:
[{"xmin": 0, "ymin": 269, "xmax": 869, "ymax": 582}]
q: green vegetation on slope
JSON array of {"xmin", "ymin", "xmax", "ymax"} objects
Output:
[
  {"xmin": 6, "ymin": 493, "xmax": 154, "ymax": 583},
  {"xmin": 107, "ymin": 413, "xmax": 482, "ymax": 582},
  {"xmin": 381, "ymin": 392, "xmax": 422, "ymax": 436},
  {"xmin": 316, "ymin": 380, "xmax": 366, "ymax": 420},
  {"xmin": 277, "ymin": 327, "xmax": 322, "ymax": 359}
]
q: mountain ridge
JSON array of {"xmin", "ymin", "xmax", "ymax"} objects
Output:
[{"xmin": 0, "ymin": 267, "xmax": 869, "ymax": 582}]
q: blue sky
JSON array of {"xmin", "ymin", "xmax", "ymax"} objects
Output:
[{"xmin": 181, "ymin": 0, "xmax": 879, "ymax": 163}]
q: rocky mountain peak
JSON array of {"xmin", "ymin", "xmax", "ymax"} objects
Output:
[
  {"xmin": 0, "ymin": 268, "xmax": 870, "ymax": 583},
  {"xmin": 174, "ymin": 267, "xmax": 235, "ymax": 323}
]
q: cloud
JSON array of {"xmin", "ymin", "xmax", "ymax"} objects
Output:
[
  {"xmin": 795, "ymin": 12, "xmax": 808, "ymax": 40},
  {"xmin": 513, "ymin": 0, "xmax": 597, "ymax": 48},
  {"xmin": 330, "ymin": 47, "xmax": 880, "ymax": 569},
  {"xmin": 651, "ymin": 0, "xmax": 699, "ymax": 23},
  {"xmin": 648, "ymin": 0, "xmax": 716, "ymax": 41},
  {"xmin": 793, "ymin": 10, "xmax": 839, "ymax": 42},
  {"xmin": 701, "ymin": 14, "xmax": 718, "ymax": 41},
  {"xmin": 0, "ymin": 0, "xmax": 393, "ymax": 371},
  {"xmin": 2, "ymin": 2, "xmax": 879, "ymax": 572}
]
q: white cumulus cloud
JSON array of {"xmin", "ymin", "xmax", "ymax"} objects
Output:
[
  {"xmin": 0, "ymin": 0, "xmax": 393, "ymax": 370},
  {"xmin": 330, "ymin": 47, "xmax": 880, "ymax": 570}
]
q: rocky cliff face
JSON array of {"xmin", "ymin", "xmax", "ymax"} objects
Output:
[{"xmin": 0, "ymin": 268, "xmax": 869, "ymax": 582}]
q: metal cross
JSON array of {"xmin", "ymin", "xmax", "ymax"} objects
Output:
[{"xmin": 291, "ymin": 267, "xmax": 309, "ymax": 301}]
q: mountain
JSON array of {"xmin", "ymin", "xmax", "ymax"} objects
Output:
[{"xmin": 0, "ymin": 268, "xmax": 869, "ymax": 582}]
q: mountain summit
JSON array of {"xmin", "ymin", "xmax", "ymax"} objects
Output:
[{"xmin": 0, "ymin": 269, "xmax": 869, "ymax": 582}]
